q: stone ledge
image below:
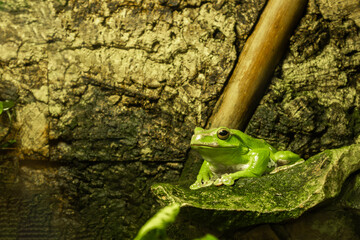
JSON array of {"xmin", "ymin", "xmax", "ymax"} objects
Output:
[{"xmin": 152, "ymin": 144, "xmax": 360, "ymax": 229}]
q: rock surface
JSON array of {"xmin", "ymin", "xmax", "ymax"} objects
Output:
[
  {"xmin": 340, "ymin": 172, "xmax": 360, "ymax": 215},
  {"xmin": 246, "ymin": 0, "xmax": 360, "ymax": 159},
  {"xmin": 0, "ymin": 0, "xmax": 359, "ymax": 239},
  {"xmin": 152, "ymin": 144, "xmax": 360, "ymax": 230},
  {"xmin": 0, "ymin": 0, "xmax": 255, "ymax": 162}
]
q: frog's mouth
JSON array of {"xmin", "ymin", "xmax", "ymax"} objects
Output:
[{"xmin": 191, "ymin": 143, "xmax": 237, "ymax": 148}]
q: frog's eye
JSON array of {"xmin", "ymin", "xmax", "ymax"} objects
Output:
[{"xmin": 217, "ymin": 128, "xmax": 230, "ymax": 140}]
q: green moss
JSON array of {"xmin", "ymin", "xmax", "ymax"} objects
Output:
[
  {"xmin": 152, "ymin": 144, "xmax": 360, "ymax": 230},
  {"xmin": 349, "ymin": 107, "xmax": 360, "ymax": 138}
]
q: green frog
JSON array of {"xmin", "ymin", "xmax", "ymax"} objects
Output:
[{"xmin": 190, "ymin": 127, "xmax": 303, "ymax": 190}]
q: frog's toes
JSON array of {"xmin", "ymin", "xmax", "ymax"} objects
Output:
[
  {"xmin": 214, "ymin": 174, "xmax": 233, "ymax": 186},
  {"xmin": 214, "ymin": 174, "xmax": 235, "ymax": 186},
  {"xmin": 214, "ymin": 178, "xmax": 223, "ymax": 186},
  {"xmin": 190, "ymin": 182, "xmax": 202, "ymax": 190},
  {"xmin": 222, "ymin": 175, "xmax": 235, "ymax": 186},
  {"xmin": 202, "ymin": 180, "xmax": 214, "ymax": 187},
  {"xmin": 190, "ymin": 180, "xmax": 214, "ymax": 190}
]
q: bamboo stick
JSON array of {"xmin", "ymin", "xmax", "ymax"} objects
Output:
[{"xmin": 207, "ymin": 0, "xmax": 308, "ymax": 130}]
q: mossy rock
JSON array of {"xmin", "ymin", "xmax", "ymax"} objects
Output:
[
  {"xmin": 341, "ymin": 173, "xmax": 360, "ymax": 215},
  {"xmin": 152, "ymin": 144, "xmax": 360, "ymax": 230}
]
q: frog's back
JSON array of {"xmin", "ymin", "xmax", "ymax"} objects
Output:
[{"xmin": 231, "ymin": 129, "xmax": 277, "ymax": 152}]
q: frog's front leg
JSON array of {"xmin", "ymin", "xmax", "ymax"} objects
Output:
[
  {"xmin": 190, "ymin": 161, "xmax": 214, "ymax": 190},
  {"xmin": 214, "ymin": 150, "xmax": 270, "ymax": 186}
]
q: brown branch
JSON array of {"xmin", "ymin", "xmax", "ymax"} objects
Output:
[{"xmin": 207, "ymin": 0, "xmax": 308, "ymax": 130}]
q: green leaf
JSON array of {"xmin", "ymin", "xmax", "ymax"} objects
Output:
[
  {"xmin": 2, "ymin": 100, "xmax": 15, "ymax": 111},
  {"xmin": 7, "ymin": 111, "xmax": 12, "ymax": 122},
  {"xmin": 0, "ymin": 139, "xmax": 16, "ymax": 149},
  {"xmin": 0, "ymin": 101, "xmax": 3, "ymax": 115}
]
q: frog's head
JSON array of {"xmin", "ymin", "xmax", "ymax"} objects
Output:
[{"xmin": 190, "ymin": 127, "xmax": 248, "ymax": 165}]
